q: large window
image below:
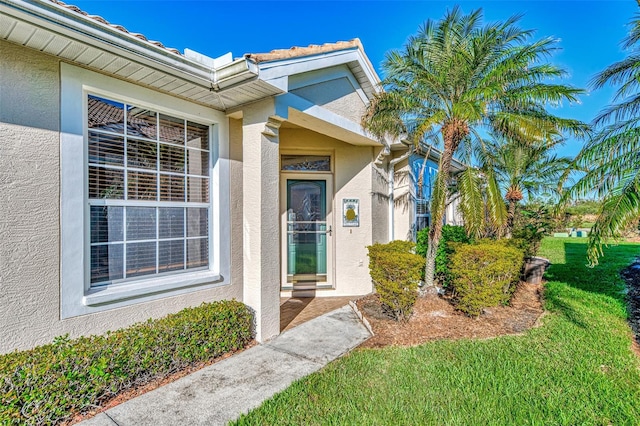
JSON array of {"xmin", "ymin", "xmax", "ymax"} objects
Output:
[
  {"xmin": 61, "ymin": 64, "xmax": 229, "ymax": 318},
  {"xmin": 87, "ymin": 95, "xmax": 210, "ymax": 286}
]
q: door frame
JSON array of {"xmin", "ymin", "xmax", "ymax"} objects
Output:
[{"xmin": 280, "ymin": 172, "xmax": 334, "ymax": 291}]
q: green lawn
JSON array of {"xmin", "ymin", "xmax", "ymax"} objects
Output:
[{"xmin": 234, "ymin": 238, "xmax": 640, "ymax": 425}]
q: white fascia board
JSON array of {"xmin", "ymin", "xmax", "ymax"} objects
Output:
[
  {"xmin": 257, "ymin": 49, "xmax": 379, "ymax": 96},
  {"xmin": 275, "ymin": 92, "xmax": 380, "ymax": 146}
]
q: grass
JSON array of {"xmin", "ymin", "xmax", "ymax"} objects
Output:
[{"xmin": 234, "ymin": 238, "xmax": 640, "ymax": 425}]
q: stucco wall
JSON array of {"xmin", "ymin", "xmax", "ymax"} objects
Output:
[
  {"xmin": 371, "ymin": 156, "xmax": 389, "ymax": 244},
  {"xmin": 291, "ymin": 77, "xmax": 367, "ymax": 124},
  {"xmin": 0, "ymin": 40, "xmax": 242, "ymax": 354},
  {"xmin": 393, "ymin": 158, "xmax": 414, "ymax": 241},
  {"xmin": 279, "ymin": 127, "xmax": 374, "ymax": 297}
]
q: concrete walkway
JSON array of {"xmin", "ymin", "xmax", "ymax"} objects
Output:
[{"xmin": 80, "ymin": 305, "xmax": 371, "ymax": 426}]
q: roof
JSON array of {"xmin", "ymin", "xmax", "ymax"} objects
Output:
[
  {"xmin": 46, "ymin": 0, "xmax": 182, "ymax": 55},
  {"xmin": 245, "ymin": 39, "xmax": 364, "ymax": 63}
]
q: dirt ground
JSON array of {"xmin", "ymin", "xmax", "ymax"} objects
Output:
[{"xmin": 356, "ymin": 282, "xmax": 545, "ymax": 348}]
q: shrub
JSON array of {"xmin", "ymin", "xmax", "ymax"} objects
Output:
[
  {"xmin": 449, "ymin": 241, "xmax": 524, "ymax": 317},
  {"xmin": 368, "ymin": 241, "xmax": 423, "ymax": 321},
  {"xmin": 416, "ymin": 225, "xmax": 470, "ymax": 285},
  {"xmin": 512, "ymin": 205, "xmax": 553, "ymax": 257},
  {"xmin": 0, "ymin": 300, "xmax": 253, "ymax": 425}
]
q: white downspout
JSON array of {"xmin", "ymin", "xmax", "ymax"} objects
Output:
[{"xmin": 388, "ymin": 151, "xmax": 411, "ymax": 242}]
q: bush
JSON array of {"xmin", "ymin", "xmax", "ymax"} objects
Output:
[
  {"xmin": 368, "ymin": 241, "xmax": 423, "ymax": 321},
  {"xmin": 416, "ymin": 225, "xmax": 470, "ymax": 285},
  {"xmin": 512, "ymin": 205, "xmax": 553, "ymax": 257},
  {"xmin": 449, "ymin": 241, "xmax": 524, "ymax": 317},
  {"xmin": 0, "ymin": 300, "xmax": 253, "ymax": 425}
]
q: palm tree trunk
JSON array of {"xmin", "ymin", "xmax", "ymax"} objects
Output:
[
  {"xmin": 506, "ymin": 200, "xmax": 517, "ymax": 238},
  {"xmin": 423, "ymin": 125, "xmax": 461, "ymax": 289}
]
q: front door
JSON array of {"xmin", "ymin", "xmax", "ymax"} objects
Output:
[{"xmin": 282, "ymin": 177, "xmax": 333, "ymax": 289}]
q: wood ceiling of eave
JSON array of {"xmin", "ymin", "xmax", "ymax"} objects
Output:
[{"xmin": 0, "ymin": 15, "xmax": 282, "ymax": 111}]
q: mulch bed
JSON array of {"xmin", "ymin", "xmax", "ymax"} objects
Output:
[
  {"xmin": 356, "ymin": 282, "xmax": 545, "ymax": 348},
  {"xmin": 620, "ymin": 259, "xmax": 640, "ymax": 351}
]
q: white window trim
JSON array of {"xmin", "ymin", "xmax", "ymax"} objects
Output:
[{"xmin": 60, "ymin": 63, "xmax": 230, "ymax": 318}]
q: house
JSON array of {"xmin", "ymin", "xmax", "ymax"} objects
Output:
[{"xmin": 0, "ymin": 0, "xmax": 461, "ymax": 354}]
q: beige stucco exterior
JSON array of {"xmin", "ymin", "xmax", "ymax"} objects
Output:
[
  {"xmin": 0, "ymin": 0, "xmax": 419, "ymax": 354},
  {"xmin": 0, "ymin": 40, "xmax": 245, "ymax": 354}
]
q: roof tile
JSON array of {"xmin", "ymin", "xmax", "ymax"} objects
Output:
[
  {"xmin": 245, "ymin": 38, "xmax": 364, "ymax": 63},
  {"xmin": 47, "ymin": 0, "xmax": 182, "ymax": 56}
]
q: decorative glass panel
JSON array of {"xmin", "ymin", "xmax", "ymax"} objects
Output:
[
  {"xmin": 91, "ymin": 206, "xmax": 124, "ymax": 243},
  {"xmin": 91, "ymin": 244, "xmax": 124, "ymax": 284},
  {"xmin": 187, "ymin": 238, "xmax": 208, "ymax": 269},
  {"xmin": 186, "ymin": 121, "xmax": 209, "ymax": 150},
  {"xmin": 281, "ymin": 155, "xmax": 330, "ymax": 172},
  {"xmin": 127, "ymin": 138, "xmax": 157, "ymax": 170},
  {"xmin": 128, "ymin": 171, "xmax": 157, "ymax": 200},
  {"xmin": 159, "ymin": 114, "xmax": 185, "ymax": 144},
  {"xmin": 126, "ymin": 241, "xmax": 157, "ymax": 278},
  {"xmin": 126, "ymin": 207, "xmax": 156, "ymax": 241},
  {"xmin": 159, "ymin": 240, "xmax": 185, "ymax": 272},
  {"xmin": 127, "ymin": 106, "xmax": 157, "ymax": 140},
  {"xmin": 88, "ymin": 95, "xmax": 124, "ymax": 133},
  {"xmin": 89, "ymin": 166, "xmax": 124, "ymax": 199},
  {"xmin": 88, "ymin": 132, "xmax": 124, "ymax": 166}
]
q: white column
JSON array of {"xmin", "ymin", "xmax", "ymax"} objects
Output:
[{"xmin": 242, "ymin": 99, "xmax": 283, "ymax": 342}]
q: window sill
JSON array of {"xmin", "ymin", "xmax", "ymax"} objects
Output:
[{"xmin": 83, "ymin": 270, "xmax": 222, "ymax": 306}]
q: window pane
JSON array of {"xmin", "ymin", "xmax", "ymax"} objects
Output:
[
  {"xmin": 127, "ymin": 207, "xmax": 156, "ymax": 241},
  {"xmin": 88, "ymin": 95, "xmax": 124, "ymax": 133},
  {"xmin": 187, "ymin": 208, "xmax": 208, "ymax": 237},
  {"xmin": 186, "ymin": 121, "xmax": 209, "ymax": 150},
  {"xmin": 128, "ymin": 171, "xmax": 157, "ymax": 200},
  {"xmin": 89, "ymin": 166, "xmax": 124, "ymax": 199},
  {"xmin": 91, "ymin": 206, "xmax": 123, "ymax": 243},
  {"xmin": 159, "ymin": 174, "xmax": 185, "ymax": 202},
  {"xmin": 126, "ymin": 241, "xmax": 156, "ymax": 278},
  {"xmin": 159, "ymin": 207, "xmax": 184, "ymax": 239},
  {"xmin": 127, "ymin": 106, "xmax": 157, "ymax": 140},
  {"xmin": 159, "ymin": 240, "xmax": 184, "ymax": 272},
  {"xmin": 88, "ymin": 131, "xmax": 124, "ymax": 166},
  {"xmin": 187, "ymin": 238, "xmax": 208, "ymax": 269},
  {"xmin": 91, "ymin": 244, "xmax": 124, "ymax": 284},
  {"xmin": 187, "ymin": 148, "xmax": 209, "ymax": 177},
  {"xmin": 187, "ymin": 177, "xmax": 209, "ymax": 202},
  {"xmin": 160, "ymin": 144, "xmax": 185, "ymax": 172},
  {"xmin": 159, "ymin": 114, "xmax": 185, "ymax": 145},
  {"xmin": 127, "ymin": 138, "xmax": 157, "ymax": 170}
]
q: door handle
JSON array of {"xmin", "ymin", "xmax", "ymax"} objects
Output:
[{"xmin": 326, "ymin": 226, "xmax": 332, "ymax": 236}]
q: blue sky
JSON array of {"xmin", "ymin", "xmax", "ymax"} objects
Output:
[{"xmin": 71, "ymin": 0, "xmax": 637, "ymax": 157}]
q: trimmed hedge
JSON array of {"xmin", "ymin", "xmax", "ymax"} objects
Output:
[
  {"xmin": 449, "ymin": 241, "xmax": 524, "ymax": 317},
  {"xmin": 0, "ymin": 300, "xmax": 253, "ymax": 425},
  {"xmin": 368, "ymin": 241, "xmax": 423, "ymax": 321},
  {"xmin": 416, "ymin": 225, "xmax": 470, "ymax": 285}
]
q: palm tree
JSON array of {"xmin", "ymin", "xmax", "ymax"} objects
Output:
[
  {"xmin": 478, "ymin": 138, "xmax": 572, "ymax": 237},
  {"xmin": 363, "ymin": 7, "xmax": 586, "ymax": 288},
  {"xmin": 566, "ymin": 13, "xmax": 640, "ymax": 265}
]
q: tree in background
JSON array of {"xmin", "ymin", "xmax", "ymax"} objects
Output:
[
  {"xmin": 566, "ymin": 12, "xmax": 640, "ymax": 265},
  {"xmin": 363, "ymin": 7, "xmax": 586, "ymax": 288}
]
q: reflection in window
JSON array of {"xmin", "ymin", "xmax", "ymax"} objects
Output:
[{"xmin": 87, "ymin": 94, "xmax": 210, "ymax": 285}]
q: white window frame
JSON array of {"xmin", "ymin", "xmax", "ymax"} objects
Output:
[{"xmin": 60, "ymin": 63, "xmax": 230, "ymax": 318}]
